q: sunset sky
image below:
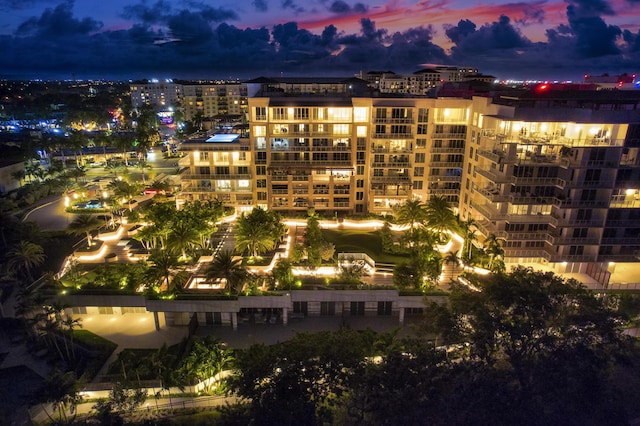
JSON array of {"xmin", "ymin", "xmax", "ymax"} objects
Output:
[{"xmin": 1, "ymin": 0, "xmax": 639, "ymax": 80}]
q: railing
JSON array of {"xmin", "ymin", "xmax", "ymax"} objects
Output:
[
  {"xmin": 475, "ymin": 167, "xmax": 514, "ymax": 183},
  {"xmin": 550, "ymin": 237, "xmax": 600, "ymax": 245},
  {"xmin": 431, "ymin": 147, "xmax": 464, "ymax": 153},
  {"xmin": 373, "ymin": 117, "xmax": 414, "ymax": 124},
  {"xmin": 428, "ymin": 161, "xmax": 463, "ymax": 168},
  {"xmin": 371, "ymin": 175, "xmax": 411, "ymax": 182},
  {"xmin": 477, "ymin": 149, "xmax": 505, "ymax": 162},
  {"xmin": 428, "ymin": 175, "xmax": 461, "ymax": 182},
  {"xmin": 432, "ymin": 132, "xmax": 466, "ymax": 139},
  {"xmin": 371, "ymin": 146, "xmax": 413, "ymax": 153},
  {"xmin": 600, "ymin": 237, "xmax": 640, "ymax": 244},
  {"xmin": 181, "ymin": 173, "xmax": 252, "ymax": 180},
  {"xmin": 372, "ymin": 133, "xmax": 414, "ymax": 139},
  {"xmin": 511, "ymin": 176, "xmax": 566, "ymax": 186}
]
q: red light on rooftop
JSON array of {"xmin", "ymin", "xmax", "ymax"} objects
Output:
[{"xmin": 538, "ymin": 84, "xmax": 548, "ymax": 90}]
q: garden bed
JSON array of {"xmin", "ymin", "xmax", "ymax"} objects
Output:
[{"xmin": 321, "ymin": 229, "xmax": 409, "ymax": 264}]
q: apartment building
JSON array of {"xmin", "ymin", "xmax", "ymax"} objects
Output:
[
  {"xmin": 130, "ymin": 79, "xmax": 181, "ymax": 110},
  {"xmin": 181, "ymin": 82, "xmax": 248, "ymax": 121},
  {"xmin": 460, "ymin": 90, "xmax": 640, "ymax": 281},
  {"xmin": 130, "ymin": 80, "xmax": 248, "ymax": 122},
  {"xmin": 176, "ymin": 77, "xmax": 640, "ymax": 276}
]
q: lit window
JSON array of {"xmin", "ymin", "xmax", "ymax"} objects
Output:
[
  {"xmin": 354, "ymin": 107, "xmax": 368, "ymax": 122},
  {"xmin": 238, "ymin": 180, "xmax": 250, "ymax": 188},
  {"xmin": 357, "ymin": 126, "xmax": 367, "ymax": 137}
]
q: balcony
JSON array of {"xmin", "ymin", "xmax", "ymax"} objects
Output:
[
  {"xmin": 477, "ymin": 149, "xmax": 505, "ymax": 163},
  {"xmin": 371, "ymin": 146, "xmax": 413, "ymax": 153},
  {"xmin": 476, "ymin": 187, "xmax": 509, "ymax": 202},
  {"xmin": 373, "ymin": 117, "xmax": 414, "ymax": 124},
  {"xmin": 428, "ymin": 175, "xmax": 461, "ymax": 182},
  {"xmin": 428, "ymin": 161, "xmax": 463, "ymax": 168},
  {"xmin": 431, "ymin": 147, "xmax": 465, "ymax": 154},
  {"xmin": 475, "ymin": 167, "xmax": 514, "ymax": 183},
  {"xmin": 549, "ymin": 237, "xmax": 600, "ymax": 245},
  {"xmin": 371, "ymin": 189, "xmax": 411, "ymax": 196},
  {"xmin": 512, "ymin": 176, "xmax": 566, "ymax": 186},
  {"xmin": 371, "ymin": 175, "xmax": 411, "ymax": 182},
  {"xmin": 181, "ymin": 173, "xmax": 252, "ymax": 180},
  {"xmin": 372, "ymin": 132, "xmax": 414, "ymax": 139},
  {"xmin": 432, "ymin": 132, "xmax": 466, "ymax": 139},
  {"xmin": 600, "ymin": 237, "xmax": 640, "ymax": 244},
  {"xmin": 554, "ymin": 198, "xmax": 608, "ymax": 208}
]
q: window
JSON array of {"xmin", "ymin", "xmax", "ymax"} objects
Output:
[
  {"xmin": 374, "ymin": 154, "xmax": 385, "ymax": 163},
  {"xmin": 215, "ymin": 166, "xmax": 230, "ymax": 175},
  {"xmin": 350, "ymin": 302, "xmax": 365, "ymax": 316},
  {"xmin": 254, "ymin": 125, "xmax": 266, "ymax": 137},
  {"xmin": 375, "ymin": 124, "xmax": 386, "ymax": 134},
  {"xmin": 293, "ymin": 302, "xmax": 308, "ymax": 315},
  {"xmin": 377, "ymin": 301, "xmax": 392, "ymax": 315},
  {"xmin": 413, "ymin": 180, "xmax": 423, "ymax": 190},
  {"xmin": 271, "ymin": 107, "xmax": 287, "ymax": 120},
  {"xmin": 334, "ymin": 124, "xmax": 350, "ymax": 135},
  {"xmin": 416, "ymin": 138, "xmax": 427, "ymax": 148},
  {"xmin": 198, "ymin": 151, "xmax": 209, "ymax": 161},
  {"xmin": 375, "ymin": 108, "xmax": 387, "ymax": 119},
  {"xmin": 254, "ymin": 106, "xmax": 266, "ymax": 120},
  {"xmin": 414, "ymin": 167, "xmax": 424, "ymax": 177},
  {"xmin": 356, "ymin": 192, "xmax": 364, "ymax": 200},
  {"xmin": 569, "ymin": 246, "xmax": 584, "ymax": 255},
  {"xmin": 237, "ymin": 166, "xmax": 249, "ymax": 175},
  {"xmin": 294, "ymin": 108, "xmax": 309, "ymax": 120},
  {"xmin": 356, "ymin": 179, "xmax": 364, "ymax": 188},
  {"xmin": 238, "ymin": 180, "xmax": 250, "ymax": 188},
  {"xmin": 391, "ymin": 108, "xmax": 407, "ymax": 119},
  {"xmin": 256, "ymin": 165, "xmax": 266, "ymax": 175},
  {"xmin": 417, "ymin": 124, "xmax": 428, "ymax": 134},
  {"xmin": 257, "ymin": 191, "xmax": 267, "ymax": 200},
  {"xmin": 415, "ymin": 153, "xmax": 425, "ymax": 163},
  {"xmin": 320, "ymin": 302, "xmax": 336, "ymax": 315},
  {"xmin": 357, "ymin": 126, "xmax": 367, "ymax": 137},
  {"xmin": 257, "ymin": 179, "xmax": 267, "ymax": 188},
  {"xmin": 373, "ymin": 169, "xmax": 384, "ymax": 176},
  {"xmin": 357, "ymin": 166, "xmax": 365, "ymax": 175},
  {"xmin": 354, "ymin": 107, "xmax": 368, "ymax": 122}
]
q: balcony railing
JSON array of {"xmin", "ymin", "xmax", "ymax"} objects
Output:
[
  {"xmin": 181, "ymin": 173, "xmax": 252, "ymax": 180},
  {"xmin": 475, "ymin": 167, "xmax": 514, "ymax": 183},
  {"xmin": 432, "ymin": 132, "xmax": 466, "ymax": 139},
  {"xmin": 373, "ymin": 117, "xmax": 415, "ymax": 124},
  {"xmin": 372, "ymin": 133, "xmax": 414, "ymax": 139}
]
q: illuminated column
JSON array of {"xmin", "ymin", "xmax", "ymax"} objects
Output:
[
  {"xmin": 282, "ymin": 307, "xmax": 288, "ymax": 325},
  {"xmin": 399, "ymin": 307, "xmax": 405, "ymax": 324},
  {"xmin": 153, "ymin": 312, "xmax": 160, "ymax": 331},
  {"xmin": 231, "ymin": 312, "xmax": 238, "ymax": 330}
]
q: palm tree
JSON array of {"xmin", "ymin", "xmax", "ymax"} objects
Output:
[
  {"xmin": 61, "ymin": 314, "xmax": 83, "ymax": 361},
  {"xmin": 484, "ymin": 233, "xmax": 505, "ymax": 271},
  {"xmin": 107, "ymin": 179, "xmax": 139, "ymax": 210},
  {"xmin": 394, "ymin": 198, "xmax": 427, "ymax": 232},
  {"xmin": 235, "ymin": 218, "xmax": 274, "ymax": 257},
  {"xmin": 7, "ymin": 241, "xmax": 46, "ymax": 282},
  {"xmin": 205, "ymin": 250, "xmax": 247, "ymax": 294},
  {"xmin": 136, "ymin": 160, "xmax": 152, "ymax": 184},
  {"xmin": 146, "ymin": 248, "xmax": 179, "ymax": 290},
  {"xmin": 11, "ymin": 169, "xmax": 25, "ymax": 187},
  {"xmin": 67, "ymin": 214, "xmax": 102, "ymax": 247},
  {"xmin": 444, "ymin": 250, "xmax": 461, "ymax": 280},
  {"xmin": 168, "ymin": 221, "xmax": 200, "ymax": 260},
  {"xmin": 425, "ymin": 195, "xmax": 457, "ymax": 242}
]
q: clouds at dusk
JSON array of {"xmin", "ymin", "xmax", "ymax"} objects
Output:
[{"xmin": 0, "ymin": 0, "xmax": 638, "ymax": 80}]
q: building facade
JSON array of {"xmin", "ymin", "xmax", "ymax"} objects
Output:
[{"xmin": 176, "ymin": 78, "xmax": 640, "ymax": 276}]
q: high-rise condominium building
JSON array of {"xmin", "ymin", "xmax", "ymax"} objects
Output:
[{"xmin": 176, "ymin": 77, "xmax": 640, "ymax": 279}]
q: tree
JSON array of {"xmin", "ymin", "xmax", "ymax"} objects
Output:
[
  {"xmin": 205, "ymin": 250, "xmax": 247, "ymax": 294},
  {"xmin": 422, "ymin": 267, "xmax": 634, "ymax": 425},
  {"xmin": 37, "ymin": 370, "xmax": 83, "ymax": 424},
  {"xmin": 235, "ymin": 207, "xmax": 285, "ymax": 257},
  {"xmin": 425, "ymin": 195, "xmax": 457, "ymax": 242},
  {"xmin": 394, "ymin": 198, "xmax": 426, "ymax": 232},
  {"xmin": 167, "ymin": 220, "xmax": 200, "ymax": 260},
  {"xmin": 484, "ymin": 233, "xmax": 505, "ymax": 272},
  {"xmin": 7, "ymin": 240, "xmax": 46, "ymax": 282},
  {"xmin": 181, "ymin": 337, "xmax": 234, "ymax": 393},
  {"xmin": 145, "ymin": 248, "xmax": 179, "ymax": 291},
  {"xmin": 271, "ymin": 258, "xmax": 295, "ymax": 290},
  {"xmin": 67, "ymin": 214, "xmax": 102, "ymax": 247},
  {"xmin": 444, "ymin": 250, "xmax": 461, "ymax": 280}
]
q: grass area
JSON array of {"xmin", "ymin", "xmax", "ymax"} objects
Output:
[
  {"xmin": 73, "ymin": 329, "xmax": 118, "ymax": 351},
  {"xmin": 322, "ymin": 228, "xmax": 409, "ymax": 265}
]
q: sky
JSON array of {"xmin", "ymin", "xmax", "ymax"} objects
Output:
[{"xmin": 0, "ymin": 0, "xmax": 639, "ymax": 81}]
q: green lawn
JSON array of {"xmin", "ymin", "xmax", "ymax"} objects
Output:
[{"xmin": 321, "ymin": 229, "xmax": 409, "ymax": 265}]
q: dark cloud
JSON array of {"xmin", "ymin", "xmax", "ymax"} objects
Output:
[
  {"xmin": 122, "ymin": 0, "xmax": 237, "ymax": 25},
  {"xmin": 252, "ymin": 0, "xmax": 268, "ymax": 12},
  {"xmin": 444, "ymin": 19, "xmax": 476, "ymax": 44},
  {"xmin": 16, "ymin": 0, "xmax": 102, "ymax": 37},
  {"xmin": 1, "ymin": 0, "xmax": 638, "ymax": 81},
  {"xmin": 565, "ymin": 0, "xmax": 621, "ymax": 57},
  {"xmin": 329, "ymin": 1, "xmax": 367, "ymax": 14},
  {"xmin": 448, "ymin": 15, "xmax": 530, "ymax": 55},
  {"xmin": 281, "ymin": 0, "xmax": 304, "ymax": 14}
]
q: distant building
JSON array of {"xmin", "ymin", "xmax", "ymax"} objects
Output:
[{"xmin": 584, "ymin": 73, "xmax": 638, "ymax": 90}]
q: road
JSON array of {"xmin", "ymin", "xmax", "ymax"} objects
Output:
[{"xmin": 22, "ymin": 196, "xmax": 76, "ymax": 231}]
